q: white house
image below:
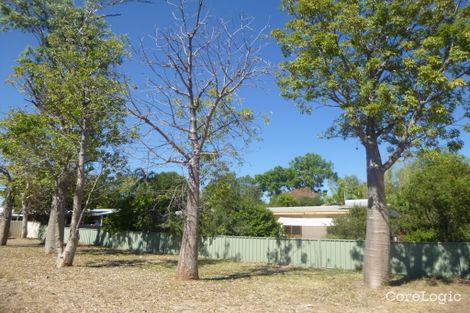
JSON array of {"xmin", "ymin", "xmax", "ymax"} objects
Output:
[
  {"xmin": 269, "ymin": 205, "xmax": 349, "ymax": 238},
  {"xmin": 269, "ymin": 199, "xmax": 400, "ymax": 239}
]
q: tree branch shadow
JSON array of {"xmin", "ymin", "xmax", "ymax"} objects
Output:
[
  {"xmin": 389, "ymin": 275, "xmax": 456, "ymax": 287},
  {"xmin": 202, "ymin": 265, "xmax": 306, "ymax": 281}
]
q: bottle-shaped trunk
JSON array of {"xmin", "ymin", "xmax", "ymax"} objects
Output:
[
  {"xmin": 20, "ymin": 193, "xmax": 28, "ymax": 239},
  {"xmin": 57, "ymin": 122, "xmax": 87, "ymax": 268},
  {"xmin": 45, "ymin": 173, "xmax": 67, "ymax": 254},
  {"xmin": 56, "ymin": 173, "xmax": 66, "ymax": 254},
  {"xmin": 45, "ymin": 199, "xmax": 58, "ymax": 254},
  {"xmin": 0, "ymin": 186, "xmax": 14, "ymax": 245},
  {"xmin": 176, "ymin": 161, "xmax": 200, "ymax": 280},
  {"xmin": 363, "ymin": 144, "xmax": 390, "ymax": 288}
]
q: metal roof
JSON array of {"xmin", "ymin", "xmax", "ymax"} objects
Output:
[
  {"xmin": 268, "ymin": 206, "xmax": 348, "ymax": 213},
  {"xmin": 278, "ymin": 217, "xmax": 334, "ymax": 226}
]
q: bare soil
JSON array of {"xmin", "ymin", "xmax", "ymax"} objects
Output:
[{"xmin": 0, "ymin": 238, "xmax": 469, "ymax": 313}]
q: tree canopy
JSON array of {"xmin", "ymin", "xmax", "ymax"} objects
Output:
[
  {"xmin": 327, "ymin": 175, "xmax": 367, "ymax": 205},
  {"xmin": 1, "ymin": 0, "xmax": 128, "ymax": 263},
  {"xmin": 393, "ymin": 152, "xmax": 470, "ymax": 242},
  {"xmin": 274, "ymin": 0, "xmax": 469, "ymax": 156},
  {"xmin": 274, "ymin": 0, "xmax": 469, "ymax": 288},
  {"xmin": 102, "ymin": 170, "xmax": 186, "ymax": 235},
  {"xmin": 255, "ymin": 153, "xmax": 336, "ymax": 196},
  {"xmin": 201, "ymin": 172, "xmax": 282, "ymax": 237}
]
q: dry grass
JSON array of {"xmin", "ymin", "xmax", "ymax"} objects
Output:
[{"xmin": 0, "ymin": 238, "xmax": 469, "ymax": 313}]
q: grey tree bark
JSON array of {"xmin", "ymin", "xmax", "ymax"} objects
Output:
[
  {"xmin": 127, "ymin": 0, "xmax": 266, "ymax": 280},
  {"xmin": 45, "ymin": 199, "xmax": 58, "ymax": 253},
  {"xmin": 45, "ymin": 172, "xmax": 67, "ymax": 254},
  {"xmin": 57, "ymin": 119, "xmax": 87, "ymax": 267},
  {"xmin": 0, "ymin": 168, "xmax": 14, "ymax": 245},
  {"xmin": 176, "ymin": 160, "xmax": 200, "ymax": 280},
  {"xmin": 20, "ymin": 192, "xmax": 28, "ymax": 239},
  {"xmin": 363, "ymin": 143, "xmax": 390, "ymax": 289},
  {"xmin": 55, "ymin": 172, "xmax": 66, "ymax": 254}
]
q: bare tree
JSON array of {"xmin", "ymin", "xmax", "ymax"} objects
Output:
[{"xmin": 128, "ymin": 0, "xmax": 268, "ymax": 279}]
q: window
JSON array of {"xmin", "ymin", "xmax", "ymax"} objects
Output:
[{"xmin": 284, "ymin": 225, "xmax": 302, "ymax": 237}]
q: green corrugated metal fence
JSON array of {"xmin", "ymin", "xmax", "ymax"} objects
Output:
[{"xmin": 40, "ymin": 227, "xmax": 469, "ymax": 278}]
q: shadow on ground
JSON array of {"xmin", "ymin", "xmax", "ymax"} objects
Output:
[
  {"xmin": 202, "ymin": 266, "xmax": 293, "ymax": 281},
  {"xmin": 2, "ymin": 238, "xmax": 43, "ymax": 248},
  {"xmin": 389, "ymin": 275, "xmax": 456, "ymax": 287},
  {"xmin": 79, "ymin": 244, "xmax": 232, "ymax": 269},
  {"xmin": 78, "ymin": 247, "xmax": 307, "ymax": 281},
  {"xmin": 78, "ymin": 247, "xmax": 148, "ymax": 256}
]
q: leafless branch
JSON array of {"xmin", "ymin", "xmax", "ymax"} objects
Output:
[{"xmin": 128, "ymin": 0, "xmax": 268, "ymax": 168}]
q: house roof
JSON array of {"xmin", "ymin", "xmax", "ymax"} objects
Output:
[
  {"xmin": 278, "ymin": 217, "xmax": 334, "ymax": 227},
  {"xmin": 85, "ymin": 209, "xmax": 116, "ymax": 216},
  {"xmin": 269, "ymin": 205, "xmax": 347, "ymax": 213},
  {"xmin": 269, "ymin": 201, "xmax": 401, "ymax": 218},
  {"xmin": 65, "ymin": 208, "xmax": 116, "ymax": 216},
  {"xmin": 345, "ymin": 199, "xmax": 368, "ymax": 207},
  {"xmin": 286, "ymin": 188, "xmax": 319, "ymax": 198},
  {"xmin": 268, "ymin": 205, "xmax": 349, "ymax": 217}
]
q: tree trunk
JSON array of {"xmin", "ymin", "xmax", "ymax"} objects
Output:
[
  {"xmin": 21, "ymin": 193, "xmax": 28, "ymax": 239},
  {"xmin": 56, "ymin": 172, "xmax": 67, "ymax": 254},
  {"xmin": 176, "ymin": 160, "xmax": 200, "ymax": 280},
  {"xmin": 363, "ymin": 143, "xmax": 390, "ymax": 289},
  {"xmin": 0, "ymin": 185, "xmax": 14, "ymax": 245},
  {"xmin": 45, "ymin": 197, "xmax": 58, "ymax": 254},
  {"xmin": 56, "ymin": 198, "xmax": 65, "ymax": 254},
  {"xmin": 45, "ymin": 171, "xmax": 68, "ymax": 254},
  {"xmin": 57, "ymin": 122, "xmax": 87, "ymax": 268}
]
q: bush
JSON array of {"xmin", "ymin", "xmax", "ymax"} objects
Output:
[
  {"xmin": 231, "ymin": 204, "xmax": 284, "ymax": 237},
  {"xmin": 403, "ymin": 229, "xmax": 438, "ymax": 242},
  {"xmin": 270, "ymin": 194, "xmax": 298, "ymax": 207},
  {"xmin": 327, "ymin": 206, "xmax": 367, "ymax": 240},
  {"xmin": 393, "ymin": 153, "xmax": 470, "ymax": 242},
  {"xmin": 200, "ymin": 172, "xmax": 282, "ymax": 237}
]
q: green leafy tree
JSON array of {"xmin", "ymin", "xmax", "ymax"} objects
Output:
[
  {"xmin": 393, "ymin": 152, "xmax": 470, "ymax": 242},
  {"xmin": 0, "ymin": 111, "xmax": 73, "ymax": 250},
  {"xmin": 0, "ymin": 0, "xmax": 73, "ymax": 47},
  {"xmin": 255, "ymin": 166, "xmax": 296, "ymax": 196},
  {"xmin": 327, "ymin": 206, "xmax": 367, "ymax": 240},
  {"xmin": 255, "ymin": 153, "xmax": 336, "ymax": 196},
  {"xmin": 1, "ymin": 0, "xmax": 77, "ymax": 252},
  {"xmin": 274, "ymin": 0, "xmax": 469, "ymax": 288},
  {"xmin": 329, "ymin": 154, "xmax": 470, "ymax": 242},
  {"xmin": 0, "ymin": 165, "xmax": 14, "ymax": 245},
  {"xmin": 201, "ymin": 173, "xmax": 245, "ymax": 237},
  {"xmin": 102, "ymin": 170, "xmax": 186, "ymax": 235},
  {"xmin": 201, "ymin": 172, "xmax": 281, "ymax": 237},
  {"xmin": 289, "ymin": 153, "xmax": 337, "ymax": 191},
  {"xmin": 231, "ymin": 204, "xmax": 284, "ymax": 237},
  {"xmin": 327, "ymin": 175, "xmax": 367, "ymax": 205},
  {"xmin": 270, "ymin": 193, "xmax": 299, "ymax": 207},
  {"xmin": 2, "ymin": 1, "xmax": 128, "ymax": 266}
]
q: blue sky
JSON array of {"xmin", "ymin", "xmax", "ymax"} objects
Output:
[{"xmin": 0, "ymin": 0, "xmax": 468, "ymax": 184}]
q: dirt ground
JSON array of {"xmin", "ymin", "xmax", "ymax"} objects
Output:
[{"xmin": 0, "ymin": 239, "xmax": 469, "ymax": 313}]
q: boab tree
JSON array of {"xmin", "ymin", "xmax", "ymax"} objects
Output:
[
  {"xmin": 1, "ymin": 1, "xmax": 78, "ymax": 254},
  {"xmin": 274, "ymin": 0, "xmax": 469, "ymax": 288},
  {"xmin": 2, "ymin": 1, "xmax": 127, "ymax": 265},
  {"xmin": 128, "ymin": 0, "xmax": 267, "ymax": 279},
  {"xmin": 0, "ymin": 165, "xmax": 14, "ymax": 245},
  {"xmin": 0, "ymin": 111, "xmax": 72, "ymax": 252}
]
